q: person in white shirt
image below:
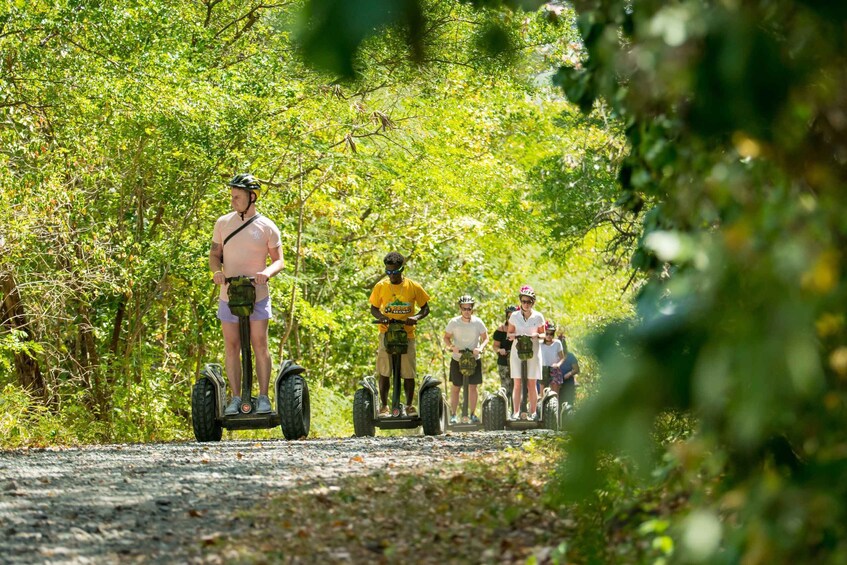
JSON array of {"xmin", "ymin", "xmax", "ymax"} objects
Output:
[
  {"xmin": 443, "ymin": 295, "xmax": 488, "ymax": 424},
  {"xmin": 507, "ymin": 285, "xmax": 545, "ymax": 420},
  {"xmin": 539, "ymin": 321, "xmax": 565, "ymax": 393}
]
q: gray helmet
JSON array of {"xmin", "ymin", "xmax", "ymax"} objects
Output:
[{"xmin": 228, "ymin": 173, "xmax": 261, "ymax": 191}]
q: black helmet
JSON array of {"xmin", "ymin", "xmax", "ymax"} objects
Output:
[
  {"xmin": 505, "ymin": 305, "xmax": 519, "ymax": 314},
  {"xmin": 228, "ymin": 173, "xmax": 261, "ymax": 191}
]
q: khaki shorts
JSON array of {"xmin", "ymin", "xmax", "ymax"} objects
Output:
[{"xmin": 376, "ymin": 334, "xmax": 416, "ymax": 380}]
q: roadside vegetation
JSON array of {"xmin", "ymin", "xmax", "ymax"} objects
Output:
[
  {"xmin": 4, "ymin": 0, "xmax": 846, "ymax": 562},
  {"xmin": 204, "ymin": 436, "xmax": 691, "ymax": 564}
]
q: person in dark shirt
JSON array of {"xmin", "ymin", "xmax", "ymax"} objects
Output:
[
  {"xmin": 557, "ymin": 334, "xmax": 580, "ymax": 409},
  {"xmin": 491, "ymin": 305, "xmax": 518, "ymax": 409}
]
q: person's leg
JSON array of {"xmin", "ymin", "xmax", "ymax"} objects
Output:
[
  {"xmin": 221, "ymin": 322, "xmax": 241, "ymax": 393},
  {"xmin": 401, "ymin": 339, "xmax": 417, "ymax": 407},
  {"xmin": 528, "ymin": 380, "xmax": 538, "ymax": 414},
  {"xmin": 512, "ymin": 379, "xmax": 522, "ymax": 418},
  {"xmin": 379, "ymin": 376, "xmax": 390, "ymax": 407},
  {"xmin": 562, "ymin": 378, "xmax": 576, "ymax": 407},
  {"xmin": 510, "ymin": 353, "xmax": 522, "ymax": 417},
  {"xmin": 376, "ymin": 334, "xmax": 390, "ymax": 409},
  {"xmin": 450, "ymin": 386, "xmax": 460, "ymax": 415},
  {"xmin": 404, "ymin": 378, "xmax": 415, "ymax": 407},
  {"xmin": 499, "ymin": 365, "xmax": 513, "ymax": 411},
  {"xmin": 469, "ymin": 360, "xmax": 482, "ymax": 416},
  {"xmin": 249, "ymin": 319, "xmax": 271, "ymax": 395}
]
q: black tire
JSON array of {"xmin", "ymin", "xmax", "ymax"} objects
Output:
[
  {"xmin": 278, "ymin": 375, "xmax": 310, "ymax": 440},
  {"xmin": 483, "ymin": 396, "xmax": 507, "ymax": 431},
  {"xmin": 420, "ymin": 386, "xmax": 445, "ymax": 436},
  {"xmin": 352, "ymin": 388, "xmax": 376, "ymax": 437},
  {"xmin": 191, "ymin": 378, "xmax": 222, "ymax": 442},
  {"xmin": 543, "ymin": 395, "xmax": 559, "ymax": 431}
]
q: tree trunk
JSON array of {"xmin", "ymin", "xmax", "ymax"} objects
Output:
[{"xmin": 0, "ymin": 271, "xmax": 46, "ymax": 398}]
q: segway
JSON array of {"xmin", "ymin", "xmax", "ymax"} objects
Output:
[
  {"xmin": 192, "ymin": 276, "xmax": 310, "ymax": 442},
  {"xmin": 482, "ymin": 335, "xmax": 558, "ymax": 431},
  {"xmin": 352, "ymin": 319, "xmax": 449, "ymax": 436},
  {"xmin": 448, "ymin": 349, "xmax": 483, "ymax": 432}
]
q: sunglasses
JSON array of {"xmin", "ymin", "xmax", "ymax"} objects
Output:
[
  {"xmin": 520, "ymin": 299, "xmax": 533, "ymax": 305},
  {"xmin": 460, "ymin": 306, "xmax": 473, "ymax": 311},
  {"xmin": 385, "ymin": 268, "xmax": 404, "ymax": 275}
]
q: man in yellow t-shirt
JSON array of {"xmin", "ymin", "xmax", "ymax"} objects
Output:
[{"xmin": 369, "ymin": 252, "xmax": 431, "ymax": 417}]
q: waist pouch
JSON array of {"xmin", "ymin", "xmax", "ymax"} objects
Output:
[
  {"xmin": 516, "ymin": 336, "xmax": 534, "ymax": 360},
  {"xmin": 227, "ymin": 277, "xmax": 256, "ymax": 317},
  {"xmin": 385, "ymin": 323, "xmax": 409, "ymax": 355},
  {"xmin": 458, "ymin": 350, "xmax": 476, "ymax": 377}
]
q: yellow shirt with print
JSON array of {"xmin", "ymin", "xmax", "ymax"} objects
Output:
[{"xmin": 369, "ymin": 277, "xmax": 431, "ymax": 338}]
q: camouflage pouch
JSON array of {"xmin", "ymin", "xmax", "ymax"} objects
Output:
[
  {"xmin": 227, "ymin": 276, "xmax": 255, "ymax": 318},
  {"xmin": 384, "ymin": 323, "xmax": 409, "ymax": 355},
  {"xmin": 458, "ymin": 349, "xmax": 476, "ymax": 378},
  {"xmin": 516, "ymin": 335, "xmax": 534, "ymax": 360}
]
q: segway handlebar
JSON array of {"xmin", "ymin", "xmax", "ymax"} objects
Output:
[
  {"xmin": 372, "ymin": 318, "xmax": 405, "ymax": 324},
  {"xmin": 225, "ymin": 276, "xmax": 256, "ymax": 284}
]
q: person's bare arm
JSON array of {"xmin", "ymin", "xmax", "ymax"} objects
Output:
[
  {"xmin": 476, "ymin": 331, "xmax": 489, "ymax": 355},
  {"xmin": 210, "ymin": 242, "xmax": 224, "ymax": 285},
  {"xmin": 256, "ymin": 245, "xmax": 284, "ymax": 284}
]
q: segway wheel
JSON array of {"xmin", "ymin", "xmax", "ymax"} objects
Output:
[
  {"xmin": 420, "ymin": 387, "xmax": 445, "ymax": 436},
  {"xmin": 278, "ymin": 375, "xmax": 310, "ymax": 440},
  {"xmin": 543, "ymin": 395, "xmax": 559, "ymax": 431},
  {"xmin": 353, "ymin": 388, "xmax": 376, "ymax": 437},
  {"xmin": 483, "ymin": 396, "xmax": 507, "ymax": 431},
  {"xmin": 191, "ymin": 378, "xmax": 222, "ymax": 442}
]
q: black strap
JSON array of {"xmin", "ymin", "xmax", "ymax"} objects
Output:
[{"xmin": 222, "ymin": 214, "xmax": 261, "ymax": 265}]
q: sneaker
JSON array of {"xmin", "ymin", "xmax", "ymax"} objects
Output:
[
  {"xmin": 529, "ymin": 413, "xmax": 537, "ymax": 421},
  {"xmin": 470, "ymin": 414, "xmax": 480, "ymax": 424},
  {"xmin": 450, "ymin": 415, "xmax": 458, "ymax": 425},
  {"xmin": 379, "ymin": 405, "xmax": 390, "ymax": 417},
  {"xmin": 511, "ymin": 412, "xmax": 520, "ymax": 420},
  {"xmin": 406, "ymin": 405, "xmax": 418, "ymax": 417},
  {"xmin": 256, "ymin": 395, "xmax": 272, "ymax": 414},
  {"xmin": 225, "ymin": 396, "xmax": 241, "ymax": 416}
]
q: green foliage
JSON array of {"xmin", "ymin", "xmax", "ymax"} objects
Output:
[
  {"xmin": 0, "ymin": 0, "xmax": 629, "ymax": 448},
  {"xmin": 0, "ymin": 384, "xmax": 102, "ymax": 447},
  {"xmin": 549, "ymin": 0, "xmax": 847, "ymax": 562}
]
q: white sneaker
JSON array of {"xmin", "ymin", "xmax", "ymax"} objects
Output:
[
  {"xmin": 256, "ymin": 395, "xmax": 272, "ymax": 414},
  {"xmin": 225, "ymin": 396, "xmax": 241, "ymax": 416}
]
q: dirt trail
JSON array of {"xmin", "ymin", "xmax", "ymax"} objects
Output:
[{"xmin": 0, "ymin": 432, "xmax": 535, "ymax": 563}]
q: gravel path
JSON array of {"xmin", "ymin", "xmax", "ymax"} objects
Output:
[{"xmin": 0, "ymin": 431, "xmax": 539, "ymax": 564}]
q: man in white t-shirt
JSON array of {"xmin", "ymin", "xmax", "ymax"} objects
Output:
[
  {"xmin": 443, "ymin": 295, "xmax": 488, "ymax": 424},
  {"xmin": 507, "ymin": 285, "xmax": 545, "ymax": 420},
  {"xmin": 209, "ymin": 174, "xmax": 285, "ymax": 416}
]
